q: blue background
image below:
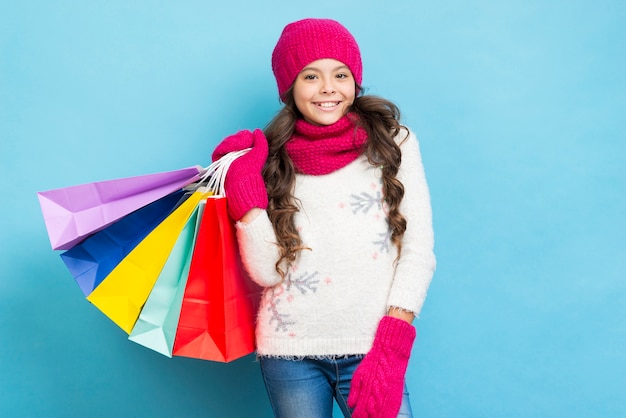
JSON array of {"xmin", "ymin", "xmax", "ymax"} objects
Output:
[{"xmin": 1, "ymin": 1, "xmax": 624, "ymax": 417}]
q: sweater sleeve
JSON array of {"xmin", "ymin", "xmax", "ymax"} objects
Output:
[
  {"xmin": 235, "ymin": 210, "xmax": 284, "ymax": 287},
  {"xmin": 386, "ymin": 129, "xmax": 436, "ymax": 316}
]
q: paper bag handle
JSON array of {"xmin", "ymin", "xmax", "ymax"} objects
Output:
[{"xmin": 196, "ymin": 148, "xmax": 250, "ymax": 196}]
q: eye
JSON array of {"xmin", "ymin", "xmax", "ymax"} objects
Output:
[
  {"xmin": 336, "ymin": 72, "xmax": 350, "ymax": 79},
  {"xmin": 303, "ymin": 74, "xmax": 317, "ymax": 80}
]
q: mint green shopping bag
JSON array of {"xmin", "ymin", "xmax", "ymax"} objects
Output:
[{"xmin": 127, "ymin": 203, "xmax": 203, "ymax": 357}]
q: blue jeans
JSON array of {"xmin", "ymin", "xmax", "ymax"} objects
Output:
[{"xmin": 259, "ymin": 356, "xmax": 413, "ymax": 418}]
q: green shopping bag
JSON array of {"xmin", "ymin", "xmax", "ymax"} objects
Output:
[{"xmin": 128, "ymin": 203, "xmax": 203, "ymax": 357}]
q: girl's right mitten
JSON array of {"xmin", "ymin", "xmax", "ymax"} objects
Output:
[{"xmin": 212, "ymin": 129, "xmax": 268, "ymax": 220}]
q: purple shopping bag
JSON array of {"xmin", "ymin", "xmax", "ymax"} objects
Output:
[
  {"xmin": 37, "ymin": 166, "xmax": 203, "ymax": 250},
  {"xmin": 60, "ymin": 189, "xmax": 188, "ymax": 297}
]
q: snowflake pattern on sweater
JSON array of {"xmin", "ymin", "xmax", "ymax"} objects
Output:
[
  {"xmin": 347, "ymin": 182, "xmax": 392, "ymax": 259},
  {"xmin": 350, "ymin": 190, "xmax": 382, "ymax": 214},
  {"xmin": 235, "ymin": 129, "xmax": 436, "ymax": 357},
  {"xmin": 264, "ymin": 268, "xmax": 321, "ymax": 336},
  {"xmin": 264, "ymin": 173, "xmax": 391, "ymax": 336}
]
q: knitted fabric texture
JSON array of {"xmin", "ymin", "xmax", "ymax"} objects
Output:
[
  {"xmin": 235, "ymin": 128, "xmax": 436, "ymax": 357},
  {"xmin": 212, "ymin": 129, "xmax": 269, "ymax": 220},
  {"xmin": 272, "ymin": 18, "xmax": 362, "ymax": 100},
  {"xmin": 348, "ymin": 316, "xmax": 416, "ymax": 418},
  {"xmin": 285, "ymin": 114, "xmax": 368, "ymax": 175}
]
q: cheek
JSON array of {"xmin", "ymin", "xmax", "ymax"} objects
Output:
[
  {"xmin": 343, "ymin": 86, "xmax": 356, "ymax": 102},
  {"xmin": 343, "ymin": 91, "xmax": 356, "ymax": 107},
  {"xmin": 292, "ymin": 89, "xmax": 307, "ymax": 110},
  {"xmin": 293, "ymin": 84, "xmax": 313, "ymax": 104}
]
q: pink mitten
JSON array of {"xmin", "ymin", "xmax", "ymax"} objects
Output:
[
  {"xmin": 348, "ymin": 316, "xmax": 416, "ymax": 418},
  {"xmin": 212, "ymin": 129, "xmax": 268, "ymax": 220}
]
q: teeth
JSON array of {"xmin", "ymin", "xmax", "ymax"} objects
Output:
[{"xmin": 317, "ymin": 102, "xmax": 339, "ymax": 108}]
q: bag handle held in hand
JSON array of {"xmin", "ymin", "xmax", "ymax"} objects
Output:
[{"xmin": 195, "ymin": 149, "xmax": 251, "ymax": 196}]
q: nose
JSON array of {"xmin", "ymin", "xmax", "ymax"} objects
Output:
[{"xmin": 320, "ymin": 78, "xmax": 336, "ymax": 94}]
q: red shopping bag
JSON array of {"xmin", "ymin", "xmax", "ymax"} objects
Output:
[{"xmin": 172, "ymin": 196, "xmax": 262, "ymax": 362}]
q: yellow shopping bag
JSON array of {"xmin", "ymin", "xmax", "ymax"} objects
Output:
[{"xmin": 87, "ymin": 190, "xmax": 208, "ymax": 333}]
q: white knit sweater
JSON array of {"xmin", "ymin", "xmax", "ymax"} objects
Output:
[{"xmin": 235, "ymin": 128, "xmax": 436, "ymax": 357}]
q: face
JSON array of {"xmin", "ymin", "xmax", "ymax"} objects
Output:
[{"xmin": 292, "ymin": 58, "xmax": 357, "ymax": 126}]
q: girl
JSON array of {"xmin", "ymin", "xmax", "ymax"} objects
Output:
[{"xmin": 212, "ymin": 18, "xmax": 436, "ymax": 418}]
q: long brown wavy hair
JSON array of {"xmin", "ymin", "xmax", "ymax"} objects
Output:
[{"xmin": 263, "ymin": 88, "xmax": 408, "ymax": 278}]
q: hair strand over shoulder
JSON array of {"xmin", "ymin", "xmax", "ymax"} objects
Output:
[{"xmin": 263, "ymin": 91, "xmax": 408, "ymax": 279}]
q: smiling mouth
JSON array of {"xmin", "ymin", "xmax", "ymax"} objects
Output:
[{"xmin": 315, "ymin": 101, "xmax": 341, "ymax": 108}]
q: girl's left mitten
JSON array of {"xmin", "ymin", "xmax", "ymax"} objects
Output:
[{"xmin": 348, "ymin": 316, "xmax": 416, "ymax": 418}]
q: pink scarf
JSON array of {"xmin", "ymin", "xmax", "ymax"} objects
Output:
[{"xmin": 286, "ymin": 114, "xmax": 368, "ymax": 175}]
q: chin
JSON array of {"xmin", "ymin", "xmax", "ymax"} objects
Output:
[{"xmin": 311, "ymin": 112, "xmax": 344, "ymax": 126}]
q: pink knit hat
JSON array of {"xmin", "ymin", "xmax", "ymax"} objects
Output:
[{"xmin": 271, "ymin": 18, "xmax": 363, "ymax": 101}]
